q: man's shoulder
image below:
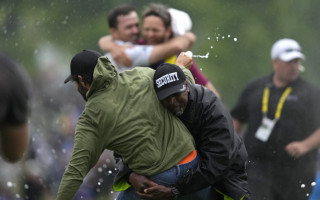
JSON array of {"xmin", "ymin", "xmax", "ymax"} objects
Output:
[
  {"xmin": 295, "ymin": 78, "xmax": 320, "ymax": 95},
  {"xmin": 189, "ymin": 84, "xmax": 217, "ymax": 105}
]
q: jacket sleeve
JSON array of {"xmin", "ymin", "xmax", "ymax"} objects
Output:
[
  {"xmin": 56, "ymin": 108, "xmax": 105, "ymax": 199},
  {"xmin": 176, "ymin": 94, "xmax": 236, "ymax": 194}
]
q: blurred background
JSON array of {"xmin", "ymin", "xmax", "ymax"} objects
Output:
[{"xmin": 1, "ymin": 0, "xmax": 320, "ymax": 199}]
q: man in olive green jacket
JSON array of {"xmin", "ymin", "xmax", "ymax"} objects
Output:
[{"xmin": 57, "ymin": 50, "xmax": 195, "ymax": 199}]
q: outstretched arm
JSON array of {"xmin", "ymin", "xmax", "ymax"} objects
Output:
[{"xmin": 98, "ymin": 32, "xmax": 196, "ymax": 69}]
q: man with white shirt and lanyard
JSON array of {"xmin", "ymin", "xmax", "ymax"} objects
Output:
[{"xmin": 231, "ymin": 38, "xmax": 320, "ymax": 200}]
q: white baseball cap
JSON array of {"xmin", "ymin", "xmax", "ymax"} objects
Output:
[
  {"xmin": 168, "ymin": 8, "xmax": 192, "ymax": 36},
  {"xmin": 271, "ymin": 38, "xmax": 305, "ymax": 62}
]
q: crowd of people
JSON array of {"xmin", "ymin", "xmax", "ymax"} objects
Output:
[{"xmin": 1, "ymin": 2, "xmax": 320, "ymax": 200}]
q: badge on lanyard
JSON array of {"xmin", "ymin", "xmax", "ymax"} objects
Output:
[
  {"xmin": 255, "ymin": 116, "xmax": 276, "ymax": 142},
  {"xmin": 255, "ymin": 86, "xmax": 292, "ymax": 142}
]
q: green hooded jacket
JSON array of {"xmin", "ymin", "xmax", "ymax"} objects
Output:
[{"xmin": 57, "ymin": 56, "xmax": 195, "ymax": 199}]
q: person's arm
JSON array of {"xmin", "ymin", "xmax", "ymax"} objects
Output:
[
  {"xmin": 99, "ymin": 33, "xmax": 196, "ymax": 69},
  {"xmin": 230, "ymin": 82, "xmax": 252, "ymax": 135},
  {"xmin": 175, "ymin": 52, "xmax": 195, "ymax": 84},
  {"xmin": 140, "ymin": 96, "xmax": 237, "ymax": 198},
  {"xmin": 113, "ymin": 154, "xmax": 158, "ymax": 192},
  {"xmin": 285, "ymin": 128, "xmax": 320, "ymax": 158},
  {"xmin": 99, "ymin": 35, "xmax": 116, "ymax": 52},
  {"xmin": 149, "ymin": 32, "xmax": 196, "ymax": 64},
  {"xmin": 129, "ymin": 172, "xmax": 158, "ymax": 192},
  {"xmin": 98, "ymin": 35, "xmax": 132, "ymax": 67},
  {"xmin": 0, "ymin": 123, "xmax": 29, "ymax": 162},
  {"xmin": 285, "ymin": 87, "xmax": 320, "ymax": 158},
  {"xmin": 174, "ymin": 97, "xmax": 236, "ymax": 194},
  {"xmin": 205, "ymin": 82, "xmax": 221, "ymax": 99},
  {"xmin": 57, "ymin": 109, "xmax": 104, "ymax": 199},
  {"xmin": 233, "ymin": 118, "xmax": 243, "ymax": 134},
  {"xmin": 189, "ymin": 62, "xmax": 221, "ymax": 98}
]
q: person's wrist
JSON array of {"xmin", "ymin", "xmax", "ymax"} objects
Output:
[
  {"xmin": 127, "ymin": 172, "xmax": 133, "ymax": 185},
  {"xmin": 170, "ymin": 186, "xmax": 180, "ymax": 200}
]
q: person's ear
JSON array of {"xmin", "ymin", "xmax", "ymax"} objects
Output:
[
  {"xmin": 77, "ymin": 75, "xmax": 87, "ymax": 88},
  {"xmin": 186, "ymin": 81, "xmax": 190, "ymax": 92}
]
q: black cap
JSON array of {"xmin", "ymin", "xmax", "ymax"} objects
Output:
[
  {"xmin": 153, "ymin": 63, "xmax": 186, "ymax": 100},
  {"xmin": 64, "ymin": 49, "xmax": 102, "ymax": 84}
]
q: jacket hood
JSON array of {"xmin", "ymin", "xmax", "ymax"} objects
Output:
[{"xmin": 87, "ymin": 56, "xmax": 118, "ymax": 99}]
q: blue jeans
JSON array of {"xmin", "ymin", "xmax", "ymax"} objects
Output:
[{"xmin": 116, "ymin": 153, "xmax": 199, "ymax": 200}]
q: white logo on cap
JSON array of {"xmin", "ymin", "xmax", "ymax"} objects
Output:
[
  {"xmin": 179, "ymin": 84, "xmax": 186, "ymax": 91},
  {"xmin": 156, "ymin": 72, "xmax": 179, "ymax": 88}
]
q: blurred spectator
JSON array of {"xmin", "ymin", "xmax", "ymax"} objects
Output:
[
  {"xmin": 231, "ymin": 38, "xmax": 320, "ymax": 200},
  {"xmin": 0, "ymin": 51, "xmax": 31, "ymax": 163}
]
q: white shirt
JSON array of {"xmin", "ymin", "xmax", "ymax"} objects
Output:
[{"xmin": 105, "ymin": 40, "xmax": 154, "ymax": 73}]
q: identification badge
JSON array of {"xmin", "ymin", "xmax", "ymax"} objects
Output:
[{"xmin": 255, "ymin": 117, "xmax": 276, "ymax": 142}]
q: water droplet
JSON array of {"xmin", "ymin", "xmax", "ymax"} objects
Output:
[
  {"xmin": 97, "ymin": 167, "xmax": 103, "ymax": 173},
  {"xmin": 108, "ymin": 170, "xmax": 112, "ymax": 174},
  {"xmin": 311, "ymin": 182, "xmax": 316, "ymax": 186},
  {"xmin": 228, "ymin": 35, "xmax": 231, "ymax": 38},
  {"xmin": 301, "ymin": 184, "xmax": 305, "ymax": 188},
  {"xmin": 234, "ymin": 38, "xmax": 238, "ymax": 42},
  {"xmin": 210, "ymin": 46, "xmax": 213, "ymax": 49},
  {"xmin": 7, "ymin": 182, "xmax": 13, "ymax": 187},
  {"xmin": 24, "ymin": 184, "xmax": 29, "ymax": 189},
  {"xmin": 208, "ymin": 37, "xmax": 211, "ymax": 40},
  {"xmin": 98, "ymin": 182, "xmax": 101, "ymax": 186}
]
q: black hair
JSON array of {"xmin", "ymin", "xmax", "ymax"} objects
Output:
[
  {"xmin": 108, "ymin": 4, "xmax": 136, "ymax": 29},
  {"xmin": 142, "ymin": 3, "xmax": 171, "ymax": 29}
]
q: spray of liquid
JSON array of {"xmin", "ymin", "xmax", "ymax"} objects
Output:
[
  {"xmin": 185, "ymin": 51, "xmax": 210, "ymax": 59},
  {"xmin": 192, "ymin": 52, "xmax": 210, "ymax": 59},
  {"xmin": 184, "ymin": 34, "xmax": 237, "ymax": 60}
]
